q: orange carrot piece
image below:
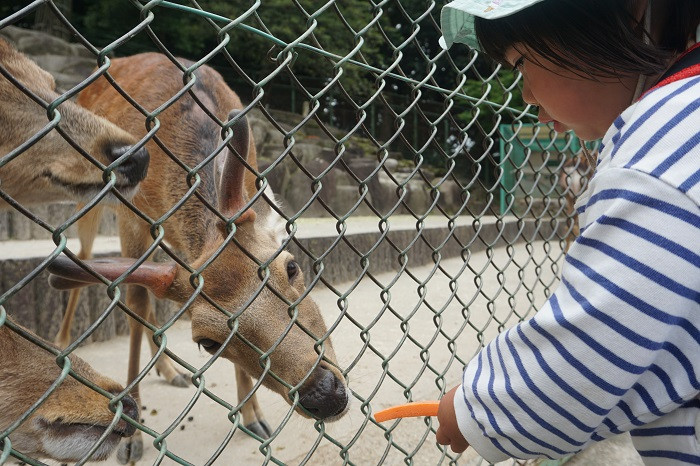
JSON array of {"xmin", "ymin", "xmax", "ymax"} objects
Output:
[{"xmin": 374, "ymin": 401, "xmax": 440, "ymax": 422}]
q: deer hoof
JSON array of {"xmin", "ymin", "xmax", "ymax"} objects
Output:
[
  {"xmin": 116, "ymin": 436, "xmax": 143, "ymax": 464},
  {"xmin": 169, "ymin": 373, "xmax": 189, "ymax": 388},
  {"xmin": 246, "ymin": 420, "xmax": 273, "ymax": 439}
]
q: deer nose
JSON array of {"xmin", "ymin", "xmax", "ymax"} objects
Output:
[
  {"xmin": 111, "ymin": 394, "xmax": 138, "ymax": 437},
  {"xmin": 298, "ymin": 366, "xmax": 348, "ymax": 420},
  {"xmin": 109, "ymin": 145, "xmax": 150, "ymax": 185}
]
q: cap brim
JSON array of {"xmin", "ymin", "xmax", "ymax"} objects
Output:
[
  {"xmin": 440, "ymin": 3, "xmax": 478, "ymax": 50},
  {"xmin": 440, "ymin": 0, "xmax": 547, "ymax": 50}
]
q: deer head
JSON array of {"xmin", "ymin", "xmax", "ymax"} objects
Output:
[
  {"xmin": 0, "ymin": 323, "xmax": 137, "ymax": 461},
  {"xmin": 0, "ymin": 39, "xmax": 149, "ymax": 207},
  {"xmin": 48, "ymin": 111, "xmax": 349, "ymax": 421}
]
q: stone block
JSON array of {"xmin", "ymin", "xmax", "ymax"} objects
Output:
[
  {"xmin": 155, "ymin": 298, "xmax": 180, "ymax": 326},
  {"xmin": 0, "ymin": 211, "xmax": 10, "ymax": 241},
  {"xmin": 9, "ymin": 209, "xmax": 33, "ymax": 240},
  {"xmin": 29, "ymin": 55, "xmax": 98, "ymax": 91},
  {"xmin": 16, "ymin": 32, "xmax": 75, "ymax": 58},
  {"xmin": 48, "ymin": 204, "xmax": 79, "ymax": 237},
  {"xmin": 29, "ymin": 54, "xmax": 94, "ymax": 76},
  {"xmin": 34, "ymin": 267, "xmax": 67, "ymax": 340},
  {"xmin": 1, "ymin": 258, "xmax": 40, "ymax": 333},
  {"xmin": 28, "ymin": 204, "xmax": 51, "ymax": 239}
]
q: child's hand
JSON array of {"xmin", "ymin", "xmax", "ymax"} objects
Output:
[{"xmin": 436, "ymin": 385, "xmax": 470, "ymax": 453}]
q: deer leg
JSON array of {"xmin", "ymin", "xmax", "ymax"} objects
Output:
[
  {"xmin": 54, "ymin": 287, "xmax": 84, "ymax": 348},
  {"xmin": 116, "ymin": 284, "xmax": 148, "ymax": 464},
  {"xmin": 117, "ymin": 215, "xmax": 188, "ymax": 388},
  {"xmin": 114, "ymin": 224, "xmax": 186, "ymax": 463},
  {"xmin": 54, "ymin": 206, "xmax": 102, "ymax": 348},
  {"xmin": 117, "ymin": 293, "xmax": 192, "ymax": 463},
  {"xmin": 116, "ymin": 283, "xmax": 189, "ymax": 463},
  {"xmin": 236, "ymin": 366, "xmax": 272, "ymax": 439},
  {"xmin": 145, "ymin": 303, "xmax": 189, "ymax": 388}
]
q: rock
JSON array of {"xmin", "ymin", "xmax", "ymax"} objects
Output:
[
  {"xmin": 1, "ymin": 259, "xmax": 39, "ymax": 334},
  {"xmin": 0, "ymin": 211, "xmax": 10, "ymax": 241},
  {"xmin": 0, "ymin": 26, "xmax": 91, "ymax": 58},
  {"xmin": 0, "ymin": 26, "xmax": 96, "ymax": 91},
  {"xmin": 433, "ymin": 178, "xmax": 467, "ymax": 215},
  {"xmin": 404, "ymin": 179, "xmax": 431, "ymax": 215}
]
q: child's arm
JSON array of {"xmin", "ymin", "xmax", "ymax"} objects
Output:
[
  {"xmin": 436, "ymin": 385, "xmax": 470, "ymax": 453},
  {"xmin": 443, "ymin": 167, "xmax": 699, "ymax": 463}
]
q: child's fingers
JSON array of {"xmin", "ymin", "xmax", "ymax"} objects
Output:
[
  {"xmin": 435, "ymin": 426, "xmax": 450, "ymax": 445},
  {"xmin": 436, "ymin": 426, "xmax": 469, "ymax": 453}
]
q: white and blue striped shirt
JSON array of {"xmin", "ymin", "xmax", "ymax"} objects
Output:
[{"xmin": 454, "ymin": 75, "xmax": 700, "ymax": 465}]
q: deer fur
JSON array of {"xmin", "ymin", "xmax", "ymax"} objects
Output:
[
  {"xmin": 0, "ymin": 38, "xmax": 149, "ymax": 207},
  {"xmin": 0, "ymin": 323, "xmax": 138, "ymax": 462},
  {"xmin": 558, "ymin": 152, "xmax": 593, "ymax": 252},
  {"xmin": 50, "ymin": 53, "xmax": 349, "ymax": 463},
  {"xmin": 0, "ymin": 39, "xmax": 142, "ymax": 461}
]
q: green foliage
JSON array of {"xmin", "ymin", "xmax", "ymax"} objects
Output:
[
  {"xmin": 459, "ymin": 69, "xmax": 526, "ymax": 137},
  {"xmin": 0, "ymin": 3, "xmax": 36, "ymax": 29},
  {"xmin": 73, "ymin": 0, "xmax": 215, "ymax": 56},
  {"xmin": 70, "ymin": 0, "xmax": 388, "ymax": 99}
]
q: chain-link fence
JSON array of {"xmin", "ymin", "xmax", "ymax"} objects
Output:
[{"xmin": 0, "ymin": 1, "xmax": 591, "ymax": 465}]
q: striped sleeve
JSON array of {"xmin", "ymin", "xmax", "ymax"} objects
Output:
[{"xmin": 453, "ymin": 167, "xmax": 700, "ymax": 463}]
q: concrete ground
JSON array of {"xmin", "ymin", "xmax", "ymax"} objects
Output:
[
  {"xmin": 21, "ymin": 237, "xmax": 641, "ymax": 466},
  {"xmin": 566, "ymin": 434, "xmax": 642, "ymax": 466}
]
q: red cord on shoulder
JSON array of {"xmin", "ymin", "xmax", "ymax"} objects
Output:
[{"xmin": 639, "ymin": 42, "xmax": 700, "ymax": 100}]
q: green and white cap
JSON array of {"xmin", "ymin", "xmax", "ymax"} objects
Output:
[{"xmin": 439, "ymin": 0, "xmax": 547, "ymax": 50}]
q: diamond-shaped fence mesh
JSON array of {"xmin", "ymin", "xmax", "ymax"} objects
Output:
[{"xmin": 0, "ymin": 1, "xmax": 593, "ymax": 465}]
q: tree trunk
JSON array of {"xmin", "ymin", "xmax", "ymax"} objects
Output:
[{"xmin": 33, "ymin": 0, "xmax": 72, "ymax": 41}]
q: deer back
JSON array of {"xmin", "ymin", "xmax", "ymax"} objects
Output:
[
  {"xmin": 72, "ymin": 53, "xmax": 349, "ymax": 420},
  {"xmin": 77, "ymin": 53, "xmax": 268, "ymax": 257}
]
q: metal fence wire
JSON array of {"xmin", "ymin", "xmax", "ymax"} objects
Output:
[{"xmin": 0, "ymin": 1, "xmax": 593, "ymax": 465}]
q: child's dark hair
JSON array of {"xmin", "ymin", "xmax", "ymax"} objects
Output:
[{"xmin": 474, "ymin": 0, "xmax": 700, "ymax": 78}]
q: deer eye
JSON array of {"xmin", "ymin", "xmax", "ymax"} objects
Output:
[
  {"xmin": 286, "ymin": 260, "xmax": 299, "ymax": 280},
  {"xmin": 197, "ymin": 338, "xmax": 221, "ymax": 353}
]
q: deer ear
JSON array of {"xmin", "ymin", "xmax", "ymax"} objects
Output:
[
  {"xmin": 218, "ymin": 110, "xmax": 256, "ymax": 225},
  {"xmin": 47, "ymin": 256, "xmax": 178, "ymax": 299}
]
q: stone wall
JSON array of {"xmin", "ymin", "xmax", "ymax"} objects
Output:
[
  {"xmin": 251, "ymin": 107, "xmax": 474, "ymax": 219},
  {"xmin": 1, "ymin": 217, "xmax": 557, "ymax": 343}
]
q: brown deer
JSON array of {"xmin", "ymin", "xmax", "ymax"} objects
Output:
[
  {"xmin": 558, "ymin": 152, "xmax": 594, "ymax": 252},
  {"xmin": 0, "ymin": 321, "xmax": 138, "ymax": 462},
  {"xmin": 0, "ymin": 39, "xmax": 144, "ymax": 462},
  {"xmin": 49, "ymin": 53, "xmax": 349, "ymax": 463},
  {"xmin": 0, "ymin": 38, "xmax": 149, "ymax": 207}
]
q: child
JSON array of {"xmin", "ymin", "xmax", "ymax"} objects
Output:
[{"xmin": 436, "ymin": 1, "xmax": 700, "ymax": 464}]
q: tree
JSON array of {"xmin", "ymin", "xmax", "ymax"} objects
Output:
[
  {"xmin": 70, "ymin": 1, "xmax": 386, "ymax": 97},
  {"xmin": 33, "ymin": 0, "xmax": 72, "ymax": 41}
]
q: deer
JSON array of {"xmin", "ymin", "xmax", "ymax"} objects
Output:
[
  {"xmin": 0, "ymin": 321, "xmax": 138, "ymax": 462},
  {"xmin": 0, "ymin": 38, "xmax": 149, "ymax": 208},
  {"xmin": 558, "ymin": 152, "xmax": 593, "ymax": 252},
  {"xmin": 0, "ymin": 39, "xmax": 144, "ymax": 462},
  {"xmin": 48, "ymin": 52, "xmax": 350, "ymax": 463}
]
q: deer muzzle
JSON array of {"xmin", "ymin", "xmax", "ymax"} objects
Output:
[
  {"xmin": 109, "ymin": 144, "xmax": 150, "ymax": 187},
  {"xmin": 297, "ymin": 366, "xmax": 349, "ymax": 420}
]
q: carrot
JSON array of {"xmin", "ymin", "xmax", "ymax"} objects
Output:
[{"xmin": 374, "ymin": 401, "xmax": 440, "ymax": 422}]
